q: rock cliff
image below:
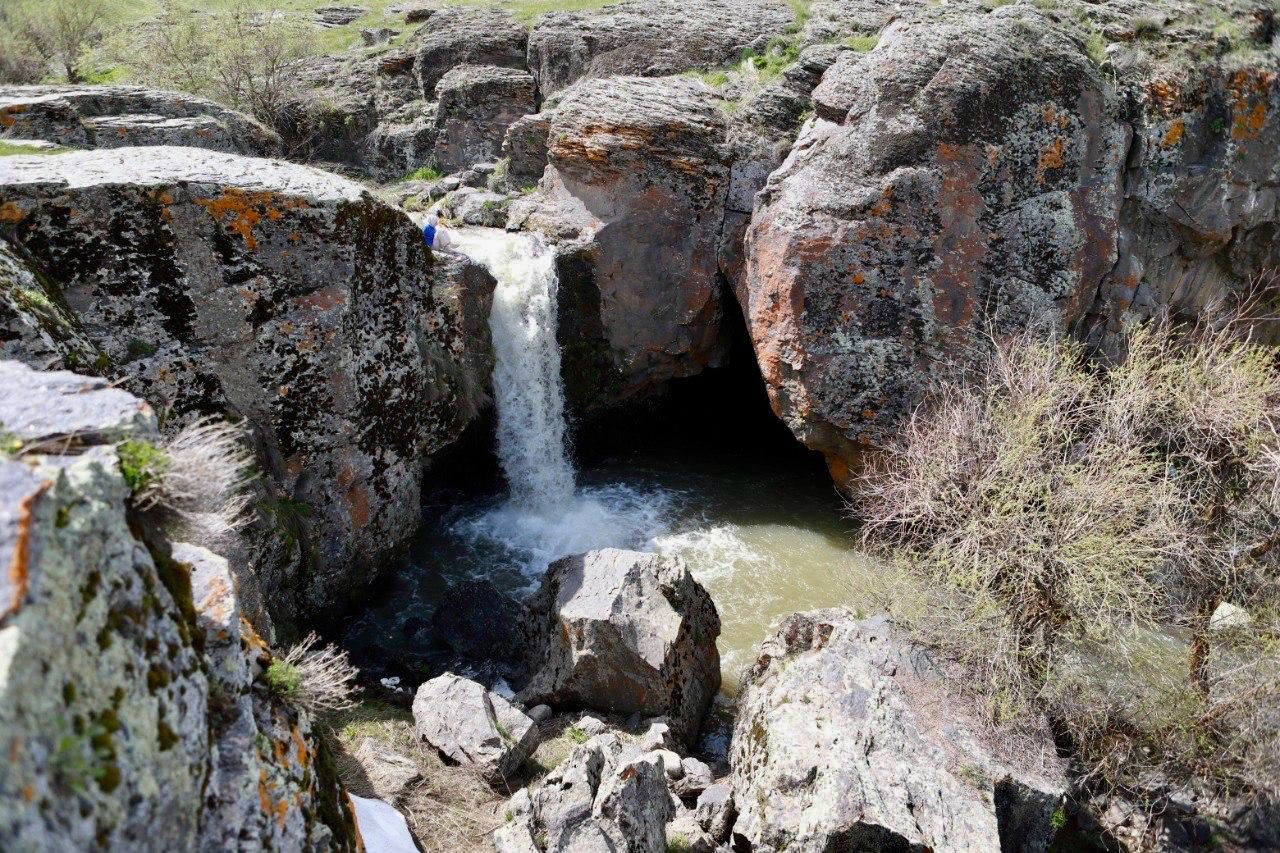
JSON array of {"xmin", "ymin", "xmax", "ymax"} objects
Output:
[
  {"xmin": 0, "ymin": 147, "xmax": 493, "ymax": 622},
  {"xmin": 0, "ymin": 361, "xmax": 357, "ymax": 850}
]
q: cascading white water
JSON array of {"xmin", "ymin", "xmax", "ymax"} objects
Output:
[
  {"xmin": 449, "ymin": 228, "xmax": 575, "ymax": 508},
  {"xmin": 450, "ymin": 227, "xmax": 671, "ymax": 577}
]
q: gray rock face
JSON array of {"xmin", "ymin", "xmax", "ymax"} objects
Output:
[
  {"xmin": 494, "ymin": 733, "xmax": 674, "ymax": 853},
  {"xmin": 412, "ymin": 673, "xmax": 540, "ymax": 784},
  {"xmin": 433, "ymin": 65, "xmax": 537, "ymax": 174},
  {"xmin": 0, "ymin": 362, "xmax": 357, "ymax": 851},
  {"xmin": 415, "ymin": 7, "xmax": 529, "ymax": 98},
  {"xmin": 0, "ymin": 86, "xmax": 281, "ymax": 156},
  {"xmin": 509, "ymin": 76, "xmax": 732, "ymax": 412},
  {"xmin": 1081, "ymin": 60, "xmax": 1280, "ymax": 356},
  {"xmin": 502, "ymin": 113, "xmax": 552, "ymax": 188},
  {"xmin": 0, "ymin": 360, "xmax": 153, "ymax": 447},
  {"xmin": 731, "ymin": 611, "xmax": 1068, "ymax": 853},
  {"xmin": 742, "ymin": 5, "xmax": 1130, "ymax": 478},
  {"xmin": 527, "ymin": 0, "xmax": 796, "ymax": 96},
  {"xmin": 0, "ymin": 147, "xmax": 492, "ymax": 622},
  {"xmin": 520, "ymin": 549, "xmax": 721, "ymax": 747}
]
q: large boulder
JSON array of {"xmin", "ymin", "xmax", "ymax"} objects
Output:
[
  {"xmin": 527, "ymin": 0, "xmax": 796, "ymax": 96},
  {"xmin": 0, "ymin": 147, "xmax": 493, "ymax": 623},
  {"xmin": 519, "ymin": 549, "xmax": 721, "ymax": 747},
  {"xmin": 494, "ymin": 733, "xmax": 673, "ymax": 853},
  {"xmin": 433, "ymin": 64, "xmax": 537, "ymax": 174},
  {"xmin": 731, "ymin": 611, "xmax": 1068, "ymax": 853},
  {"xmin": 741, "ymin": 4, "xmax": 1130, "ymax": 479},
  {"xmin": 0, "ymin": 85, "xmax": 281, "ymax": 156},
  {"xmin": 415, "ymin": 7, "xmax": 529, "ymax": 98},
  {"xmin": 510, "ymin": 76, "xmax": 732, "ymax": 412},
  {"xmin": 412, "ymin": 673, "xmax": 540, "ymax": 785},
  {"xmin": 0, "ymin": 361, "xmax": 357, "ymax": 851}
]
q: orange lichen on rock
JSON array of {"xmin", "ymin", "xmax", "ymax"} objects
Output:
[
  {"xmin": 0, "ymin": 104, "xmax": 27, "ymax": 128},
  {"xmin": 4, "ymin": 480, "xmax": 49, "ymax": 619},
  {"xmin": 1161, "ymin": 119, "xmax": 1185, "ymax": 149},
  {"xmin": 1230, "ymin": 70, "xmax": 1274, "ymax": 141},
  {"xmin": 1036, "ymin": 138, "xmax": 1066, "ymax": 182},
  {"xmin": 195, "ymin": 190, "xmax": 309, "ymax": 251},
  {"xmin": 0, "ymin": 202, "xmax": 27, "ymax": 224},
  {"xmin": 1147, "ymin": 80, "xmax": 1182, "ymax": 114}
]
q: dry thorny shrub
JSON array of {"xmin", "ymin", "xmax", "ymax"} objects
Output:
[{"xmin": 854, "ymin": 305, "xmax": 1280, "ymax": 804}]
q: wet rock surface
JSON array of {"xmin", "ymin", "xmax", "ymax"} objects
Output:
[
  {"xmin": 0, "ymin": 147, "xmax": 492, "ymax": 622},
  {"xmin": 0, "ymin": 85, "xmax": 281, "ymax": 156},
  {"xmin": 731, "ymin": 611, "xmax": 1068, "ymax": 853},
  {"xmin": 519, "ymin": 548, "xmax": 721, "ymax": 747}
]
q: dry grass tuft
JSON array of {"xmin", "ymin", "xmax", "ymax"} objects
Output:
[
  {"xmin": 275, "ymin": 632, "xmax": 360, "ymax": 715},
  {"xmin": 158, "ymin": 417, "xmax": 256, "ymax": 540}
]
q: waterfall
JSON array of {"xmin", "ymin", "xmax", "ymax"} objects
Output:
[
  {"xmin": 449, "ymin": 228, "xmax": 575, "ymax": 509},
  {"xmin": 449, "ymin": 226, "xmax": 672, "ymax": 582}
]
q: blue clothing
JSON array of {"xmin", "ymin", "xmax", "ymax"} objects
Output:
[{"xmin": 422, "ymin": 222, "xmax": 437, "ymax": 248}]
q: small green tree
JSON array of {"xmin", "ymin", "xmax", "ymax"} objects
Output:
[
  {"xmin": 8, "ymin": 0, "xmax": 109, "ymax": 83},
  {"xmin": 115, "ymin": 0, "xmax": 316, "ymax": 131}
]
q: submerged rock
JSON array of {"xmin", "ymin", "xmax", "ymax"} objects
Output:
[
  {"xmin": 0, "ymin": 85, "xmax": 281, "ymax": 156},
  {"xmin": 731, "ymin": 611, "xmax": 1068, "ymax": 853},
  {"xmin": 0, "ymin": 147, "xmax": 492, "ymax": 622},
  {"xmin": 412, "ymin": 672, "xmax": 541, "ymax": 784},
  {"xmin": 519, "ymin": 548, "xmax": 721, "ymax": 747}
]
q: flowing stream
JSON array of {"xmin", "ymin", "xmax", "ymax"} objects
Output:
[{"xmin": 346, "ymin": 226, "xmax": 882, "ymax": 691}]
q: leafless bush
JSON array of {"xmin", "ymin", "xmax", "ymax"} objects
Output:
[
  {"xmin": 161, "ymin": 417, "xmax": 256, "ymax": 538},
  {"xmin": 854, "ymin": 310, "xmax": 1280, "ymax": 800},
  {"xmin": 114, "ymin": 0, "xmax": 317, "ymax": 131},
  {"xmin": 272, "ymin": 632, "xmax": 360, "ymax": 715},
  {"xmin": 0, "ymin": 25, "xmax": 45, "ymax": 84}
]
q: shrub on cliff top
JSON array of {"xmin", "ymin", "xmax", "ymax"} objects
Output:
[{"xmin": 854, "ymin": 308, "xmax": 1280, "ymax": 801}]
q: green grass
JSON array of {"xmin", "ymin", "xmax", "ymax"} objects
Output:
[
  {"xmin": 400, "ymin": 165, "xmax": 442, "ymax": 182},
  {"xmin": 442, "ymin": 0, "xmax": 623, "ymax": 25},
  {"xmin": 846, "ymin": 32, "xmax": 879, "ymax": 52},
  {"xmin": 0, "ymin": 141, "xmax": 68, "ymax": 157},
  {"xmin": 263, "ymin": 659, "xmax": 303, "ymax": 700},
  {"xmin": 116, "ymin": 439, "xmax": 169, "ymax": 496},
  {"xmin": 0, "ymin": 430, "xmax": 23, "ymax": 457}
]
